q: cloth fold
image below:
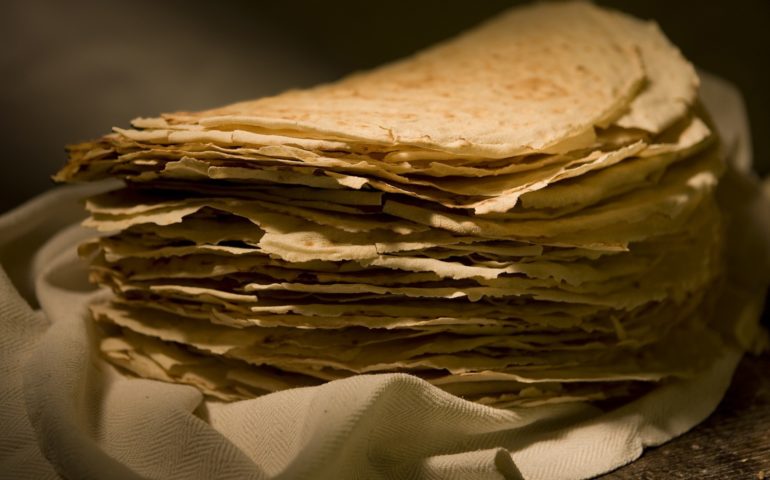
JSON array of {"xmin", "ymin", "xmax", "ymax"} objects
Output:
[{"xmin": 0, "ymin": 74, "xmax": 767, "ymax": 480}]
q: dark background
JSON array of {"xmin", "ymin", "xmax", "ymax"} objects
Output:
[{"xmin": 2, "ymin": 0, "xmax": 769, "ymax": 212}]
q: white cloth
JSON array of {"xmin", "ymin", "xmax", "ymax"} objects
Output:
[{"xmin": 1, "ymin": 74, "xmax": 768, "ymax": 480}]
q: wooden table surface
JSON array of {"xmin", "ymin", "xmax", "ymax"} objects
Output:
[{"xmin": 601, "ymin": 352, "xmax": 770, "ymax": 479}]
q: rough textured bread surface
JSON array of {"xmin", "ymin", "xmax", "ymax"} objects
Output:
[{"xmin": 164, "ymin": 2, "xmax": 650, "ymax": 158}]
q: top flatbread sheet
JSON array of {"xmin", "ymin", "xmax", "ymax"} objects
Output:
[{"xmin": 160, "ymin": 2, "xmax": 648, "ymax": 158}]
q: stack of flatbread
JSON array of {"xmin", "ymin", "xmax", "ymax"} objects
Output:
[{"xmin": 55, "ymin": 2, "xmax": 730, "ymax": 408}]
